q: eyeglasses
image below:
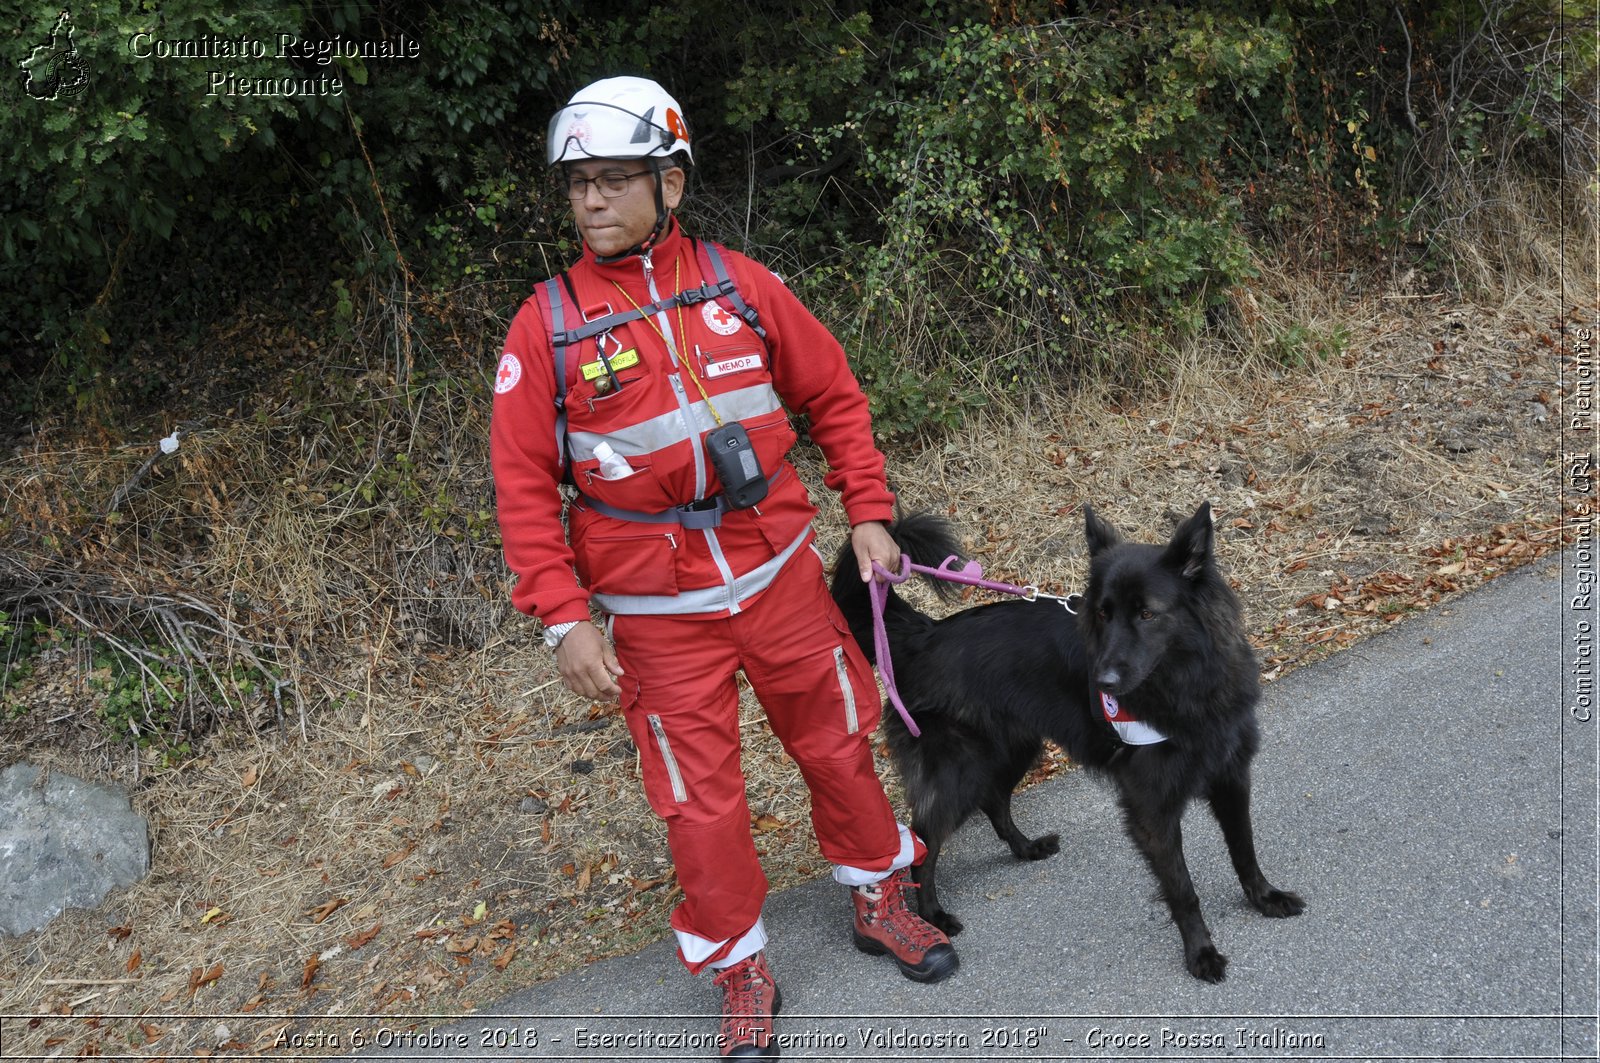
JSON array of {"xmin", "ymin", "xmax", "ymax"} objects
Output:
[{"xmin": 563, "ymin": 170, "xmax": 653, "ymax": 200}]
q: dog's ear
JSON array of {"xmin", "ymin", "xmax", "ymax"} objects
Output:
[
  {"xmin": 1083, "ymin": 504, "xmax": 1122, "ymax": 556},
  {"xmin": 1162, "ymin": 502, "xmax": 1214, "ymax": 580}
]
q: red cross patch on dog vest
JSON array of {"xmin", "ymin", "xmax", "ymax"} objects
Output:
[{"xmin": 1100, "ymin": 692, "xmax": 1169, "ymax": 745}]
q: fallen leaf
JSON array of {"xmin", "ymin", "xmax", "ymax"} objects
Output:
[
  {"xmin": 306, "ymin": 897, "xmax": 349, "ymax": 924},
  {"xmin": 107, "ymin": 925, "xmax": 132, "ymax": 942},
  {"xmin": 345, "ymin": 923, "xmax": 382, "ymax": 950},
  {"xmin": 126, "ymin": 949, "xmax": 142, "ymax": 974},
  {"xmin": 491, "ymin": 945, "xmax": 517, "ymax": 971},
  {"xmin": 444, "ymin": 935, "xmax": 479, "ymax": 955},
  {"xmin": 200, "ymin": 906, "xmax": 227, "ymax": 925},
  {"xmin": 381, "ymin": 843, "xmax": 415, "ymax": 869},
  {"xmin": 187, "ymin": 963, "xmax": 224, "ymax": 998},
  {"xmin": 241, "ymin": 765, "xmax": 259, "ymax": 788},
  {"xmin": 300, "ymin": 955, "xmax": 321, "ymax": 991},
  {"xmin": 752, "ymin": 814, "xmax": 785, "ymax": 833}
]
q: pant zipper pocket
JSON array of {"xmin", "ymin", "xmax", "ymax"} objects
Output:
[
  {"xmin": 647, "ymin": 714, "xmax": 688, "ymax": 803},
  {"xmin": 833, "ymin": 646, "xmax": 858, "ymax": 734}
]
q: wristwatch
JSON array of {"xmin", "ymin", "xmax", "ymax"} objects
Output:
[{"xmin": 543, "ymin": 621, "xmax": 580, "ymax": 649}]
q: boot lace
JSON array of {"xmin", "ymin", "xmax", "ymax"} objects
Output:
[
  {"xmin": 714, "ymin": 956, "xmax": 774, "ymax": 1048},
  {"xmin": 860, "ymin": 871, "xmax": 945, "ymax": 949}
]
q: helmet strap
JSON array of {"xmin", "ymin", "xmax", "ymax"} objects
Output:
[{"xmin": 639, "ymin": 157, "xmax": 671, "ymax": 254}]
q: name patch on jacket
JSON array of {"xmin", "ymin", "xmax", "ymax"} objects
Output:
[
  {"xmin": 704, "ymin": 353, "xmax": 762, "ymax": 379},
  {"xmin": 581, "ymin": 349, "xmax": 640, "ymax": 381}
]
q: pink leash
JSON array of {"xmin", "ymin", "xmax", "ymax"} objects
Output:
[{"xmin": 868, "ymin": 555, "xmax": 1079, "ymax": 737}]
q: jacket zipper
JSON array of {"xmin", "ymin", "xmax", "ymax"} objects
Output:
[{"xmin": 645, "ymin": 250, "xmax": 710, "ymax": 498}]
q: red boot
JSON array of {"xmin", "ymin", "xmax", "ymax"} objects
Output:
[
  {"xmin": 713, "ymin": 950, "xmax": 782, "ymax": 1059},
  {"xmin": 850, "ymin": 868, "xmax": 960, "ymax": 983}
]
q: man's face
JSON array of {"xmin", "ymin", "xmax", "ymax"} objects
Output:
[{"xmin": 566, "ymin": 158, "xmax": 684, "ymax": 259}]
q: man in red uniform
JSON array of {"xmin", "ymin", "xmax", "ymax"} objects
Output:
[{"xmin": 490, "ymin": 77, "xmax": 958, "ymax": 1059}]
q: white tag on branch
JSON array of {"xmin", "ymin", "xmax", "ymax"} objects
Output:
[{"xmin": 159, "ymin": 430, "xmax": 181, "ymax": 455}]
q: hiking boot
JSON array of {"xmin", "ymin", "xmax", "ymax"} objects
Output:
[
  {"xmin": 712, "ymin": 949, "xmax": 782, "ymax": 1059},
  {"xmin": 850, "ymin": 868, "xmax": 960, "ymax": 983}
]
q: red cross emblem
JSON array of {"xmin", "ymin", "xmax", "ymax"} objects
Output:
[
  {"xmin": 702, "ymin": 301, "xmax": 742, "ymax": 336},
  {"xmin": 494, "ymin": 352, "xmax": 522, "ymax": 394}
]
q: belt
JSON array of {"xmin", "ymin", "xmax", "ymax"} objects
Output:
[{"xmin": 577, "ymin": 465, "xmax": 789, "ymax": 530}]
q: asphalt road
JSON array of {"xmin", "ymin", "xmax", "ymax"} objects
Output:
[{"xmin": 341, "ymin": 553, "xmax": 1597, "ymax": 1062}]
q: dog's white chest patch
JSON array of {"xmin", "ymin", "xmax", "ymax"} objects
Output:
[{"xmin": 1100, "ymin": 692, "xmax": 1169, "ymax": 745}]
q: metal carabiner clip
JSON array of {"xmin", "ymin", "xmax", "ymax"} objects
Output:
[{"xmin": 593, "ymin": 330, "xmax": 626, "ymax": 395}]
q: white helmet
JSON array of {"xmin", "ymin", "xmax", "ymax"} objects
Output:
[{"xmin": 546, "ymin": 76, "xmax": 692, "ymax": 166}]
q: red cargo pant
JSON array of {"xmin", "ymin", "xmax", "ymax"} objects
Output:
[{"xmin": 611, "ymin": 545, "xmax": 912, "ymax": 973}]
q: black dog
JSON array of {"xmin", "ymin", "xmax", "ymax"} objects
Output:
[{"xmin": 830, "ymin": 503, "xmax": 1304, "ymax": 982}]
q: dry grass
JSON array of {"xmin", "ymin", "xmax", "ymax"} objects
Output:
[{"xmin": 0, "ymin": 235, "xmax": 1593, "ymax": 1057}]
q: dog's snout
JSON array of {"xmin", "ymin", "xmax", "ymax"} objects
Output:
[{"xmin": 1097, "ymin": 669, "xmax": 1122, "ymax": 692}]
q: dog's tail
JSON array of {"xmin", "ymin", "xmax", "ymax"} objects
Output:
[{"xmin": 828, "ymin": 512, "xmax": 968, "ymax": 665}]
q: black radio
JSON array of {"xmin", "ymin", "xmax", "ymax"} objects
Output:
[{"xmin": 705, "ymin": 423, "xmax": 768, "ymax": 509}]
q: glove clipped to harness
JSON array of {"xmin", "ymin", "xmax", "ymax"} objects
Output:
[{"xmin": 705, "ymin": 423, "xmax": 768, "ymax": 509}]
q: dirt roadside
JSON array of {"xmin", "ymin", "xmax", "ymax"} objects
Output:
[{"xmin": 0, "ymin": 284, "xmax": 1592, "ymax": 1059}]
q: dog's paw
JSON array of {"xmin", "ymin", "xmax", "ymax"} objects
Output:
[
  {"xmin": 1252, "ymin": 888, "xmax": 1306, "ymax": 918},
  {"xmin": 1024, "ymin": 833, "xmax": 1061, "ymax": 861},
  {"xmin": 929, "ymin": 910, "xmax": 964, "ymax": 937},
  {"xmin": 1186, "ymin": 945, "xmax": 1228, "ymax": 983}
]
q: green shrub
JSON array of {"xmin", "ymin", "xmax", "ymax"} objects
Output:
[
  {"xmin": 2, "ymin": 0, "xmax": 576, "ymax": 409},
  {"xmin": 764, "ymin": 10, "xmax": 1297, "ymax": 431}
]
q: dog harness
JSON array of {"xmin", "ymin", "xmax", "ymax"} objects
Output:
[{"xmin": 1099, "ymin": 692, "xmax": 1169, "ymax": 745}]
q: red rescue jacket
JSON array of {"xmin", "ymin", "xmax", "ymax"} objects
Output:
[{"xmin": 490, "ymin": 220, "xmax": 895, "ymax": 625}]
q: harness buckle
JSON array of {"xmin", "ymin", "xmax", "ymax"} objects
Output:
[
  {"xmin": 674, "ymin": 497, "xmax": 725, "ymax": 530},
  {"xmin": 676, "ymin": 283, "xmax": 716, "ymax": 306}
]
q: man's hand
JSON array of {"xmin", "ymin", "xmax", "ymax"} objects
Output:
[
  {"xmin": 850, "ymin": 520, "xmax": 902, "ymax": 583},
  {"xmin": 555, "ymin": 623, "xmax": 624, "ymax": 701}
]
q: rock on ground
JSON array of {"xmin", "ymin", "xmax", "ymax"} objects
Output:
[{"xmin": 0, "ymin": 762, "xmax": 151, "ymax": 937}]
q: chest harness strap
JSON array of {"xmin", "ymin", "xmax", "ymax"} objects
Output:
[
  {"xmin": 537, "ymin": 239, "xmax": 772, "ymax": 524},
  {"xmin": 577, "ymin": 464, "xmax": 790, "ymax": 531}
]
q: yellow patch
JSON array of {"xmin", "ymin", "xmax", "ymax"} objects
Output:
[{"xmin": 581, "ymin": 349, "xmax": 639, "ymax": 381}]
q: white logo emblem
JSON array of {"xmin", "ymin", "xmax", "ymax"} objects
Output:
[
  {"xmin": 702, "ymin": 301, "xmax": 742, "ymax": 336},
  {"xmin": 494, "ymin": 352, "xmax": 523, "ymax": 394}
]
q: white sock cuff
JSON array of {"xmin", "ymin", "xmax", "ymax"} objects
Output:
[
  {"xmin": 689, "ymin": 918, "xmax": 769, "ymax": 971},
  {"xmin": 830, "ymin": 823, "xmax": 915, "ymax": 887}
]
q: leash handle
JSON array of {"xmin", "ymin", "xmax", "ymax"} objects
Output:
[{"xmin": 872, "ymin": 556, "xmax": 1038, "ymax": 600}]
